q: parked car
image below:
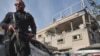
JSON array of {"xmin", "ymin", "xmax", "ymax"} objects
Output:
[
  {"xmin": 0, "ymin": 32, "xmax": 52, "ymax": 56},
  {"xmin": 53, "ymin": 52, "xmax": 70, "ymax": 56},
  {"xmin": 71, "ymin": 43, "xmax": 100, "ymax": 56}
]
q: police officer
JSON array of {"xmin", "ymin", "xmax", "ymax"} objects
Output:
[{"xmin": 0, "ymin": 0, "xmax": 36, "ymax": 56}]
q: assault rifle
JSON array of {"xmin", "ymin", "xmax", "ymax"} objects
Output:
[{"xmin": 7, "ymin": 12, "xmax": 21, "ymax": 56}]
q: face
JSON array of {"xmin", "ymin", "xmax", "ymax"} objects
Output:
[{"xmin": 15, "ymin": 1, "xmax": 25, "ymax": 11}]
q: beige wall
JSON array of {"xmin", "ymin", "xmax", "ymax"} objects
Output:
[
  {"xmin": 72, "ymin": 29, "xmax": 90, "ymax": 50},
  {"xmin": 36, "ymin": 28, "xmax": 90, "ymax": 51},
  {"xmin": 49, "ymin": 29, "xmax": 90, "ymax": 51}
]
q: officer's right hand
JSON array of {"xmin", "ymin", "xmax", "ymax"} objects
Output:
[{"xmin": 8, "ymin": 24, "xmax": 15, "ymax": 31}]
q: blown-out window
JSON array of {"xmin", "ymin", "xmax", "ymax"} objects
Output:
[
  {"xmin": 57, "ymin": 39, "xmax": 64, "ymax": 44},
  {"xmin": 38, "ymin": 35, "xmax": 42, "ymax": 39},
  {"xmin": 73, "ymin": 34, "xmax": 81, "ymax": 41}
]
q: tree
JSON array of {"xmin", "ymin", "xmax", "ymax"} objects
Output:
[
  {"xmin": 88, "ymin": 0, "xmax": 100, "ymax": 21},
  {"xmin": 88, "ymin": 0, "xmax": 100, "ymax": 19}
]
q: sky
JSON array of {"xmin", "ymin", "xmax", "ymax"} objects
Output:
[{"xmin": 0, "ymin": 0, "xmax": 100, "ymax": 30}]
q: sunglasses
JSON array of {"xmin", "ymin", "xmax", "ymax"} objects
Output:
[{"xmin": 15, "ymin": 3, "xmax": 23, "ymax": 6}]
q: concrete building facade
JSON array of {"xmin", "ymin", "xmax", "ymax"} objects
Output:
[{"xmin": 36, "ymin": 9, "xmax": 100, "ymax": 52}]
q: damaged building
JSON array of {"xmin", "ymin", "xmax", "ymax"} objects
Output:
[{"xmin": 36, "ymin": 8, "xmax": 100, "ymax": 52}]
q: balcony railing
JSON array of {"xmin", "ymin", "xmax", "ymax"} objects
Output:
[{"xmin": 52, "ymin": 0, "xmax": 85, "ymax": 22}]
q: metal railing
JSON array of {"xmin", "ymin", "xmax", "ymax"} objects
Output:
[{"xmin": 52, "ymin": 0, "xmax": 85, "ymax": 22}]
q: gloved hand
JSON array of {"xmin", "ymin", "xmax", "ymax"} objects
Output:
[{"xmin": 26, "ymin": 33, "xmax": 36, "ymax": 39}]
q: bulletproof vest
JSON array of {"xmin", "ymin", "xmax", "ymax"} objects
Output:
[{"xmin": 9, "ymin": 11, "xmax": 31, "ymax": 33}]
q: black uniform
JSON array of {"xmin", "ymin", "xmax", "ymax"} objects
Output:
[{"xmin": 0, "ymin": 11, "xmax": 36, "ymax": 56}]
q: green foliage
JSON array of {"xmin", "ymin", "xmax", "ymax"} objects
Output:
[
  {"xmin": 87, "ymin": 0, "xmax": 100, "ymax": 21},
  {"xmin": 88, "ymin": 0, "xmax": 100, "ymax": 16},
  {"xmin": 96, "ymin": 5, "xmax": 100, "ymax": 9},
  {"xmin": 88, "ymin": 0, "xmax": 96, "ymax": 7}
]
